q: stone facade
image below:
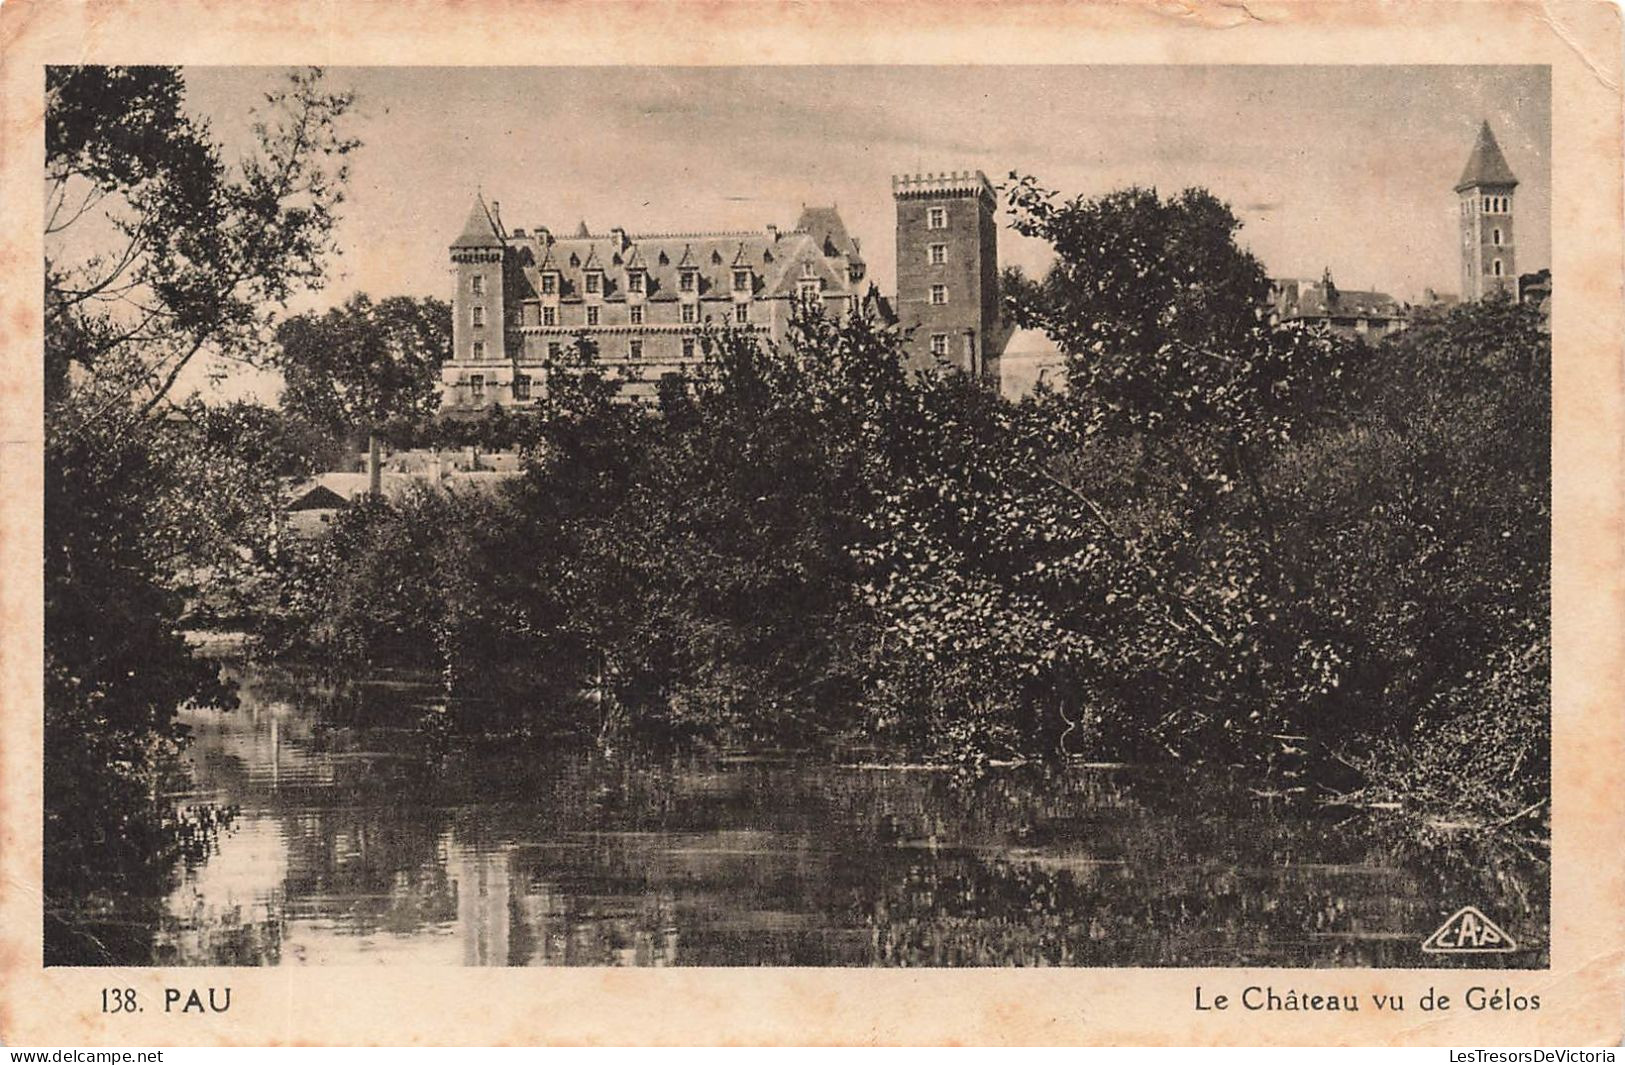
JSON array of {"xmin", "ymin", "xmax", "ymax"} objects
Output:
[
  {"xmin": 1457, "ymin": 121, "xmax": 1519, "ymax": 301},
  {"xmin": 443, "ymin": 198, "xmax": 874, "ymax": 408},
  {"xmin": 892, "ymin": 171, "xmax": 1003, "ymax": 384},
  {"xmin": 442, "ymin": 169, "xmax": 1008, "ymax": 410},
  {"xmin": 1267, "ymin": 270, "xmax": 1409, "ymax": 343}
]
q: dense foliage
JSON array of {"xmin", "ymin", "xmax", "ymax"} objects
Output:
[
  {"xmin": 274, "ymin": 180, "xmax": 1548, "ymax": 832},
  {"xmin": 44, "ymin": 66, "xmax": 355, "ymax": 962}
]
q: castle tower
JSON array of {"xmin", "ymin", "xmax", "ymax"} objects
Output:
[
  {"xmin": 1456, "ymin": 121, "xmax": 1519, "ymax": 301},
  {"xmin": 892, "ymin": 170, "xmax": 1001, "ymax": 382},
  {"xmin": 449, "ymin": 194, "xmax": 508, "ymax": 367}
]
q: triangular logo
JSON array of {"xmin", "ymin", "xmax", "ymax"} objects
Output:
[{"xmin": 1421, "ymin": 906, "xmax": 1517, "ymax": 954}]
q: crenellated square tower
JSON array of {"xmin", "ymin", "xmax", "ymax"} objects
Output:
[{"xmin": 892, "ymin": 171, "xmax": 1002, "ymax": 384}]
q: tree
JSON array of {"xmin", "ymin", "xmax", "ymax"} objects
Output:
[
  {"xmin": 43, "ymin": 66, "xmax": 356, "ymax": 962},
  {"xmin": 276, "ymin": 293, "xmax": 451, "ymax": 490},
  {"xmin": 46, "ymin": 66, "xmax": 357, "ymax": 431}
]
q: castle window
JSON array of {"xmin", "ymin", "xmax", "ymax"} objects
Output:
[
  {"xmin": 586, "ymin": 306, "xmax": 600, "ymax": 326},
  {"xmin": 542, "ymin": 306, "xmax": 557, "ymax": 326},
  {"xmin": 1493, "ymin": 228, "xmax": 1502, "ymax": 246},
  {"xmin": 929, "ymin": 333, "xmax": 948, "ymax": 357},
  {"xmin": 548, "ymin": 342, "xmax": 562, "ymax": 359},
  {"xmin": 682, "ymin": 337, "xmax": 696, "ymax": 359},
  {"xmin": 628, "ymin": 339, "xmax": 643, "ymax": 361},
  {"xmin": 927, "ymin": 206, "xmax": 947, "ymax": 230},
  {"xmin": 472, "ymin": 340, "xmax": 485, "ymax": 361},
  {"xmin": 541, "ymin": 273, "xmax": 557, "ymax": 295},
  {"xmin": 682, "ymin": 304, "xmax": 697, "ymax": 324},
  {"xmin": 471, "ymin": 275, "xmax": 484, "ymax": 295},
  {"xmin": 630, "ymin": 305, "xmax": 644, "ymax": 325},
  {"xmin": 1493, "ymin": 259, "xmax": 1503, "ymax": 277},
  {"xmin": 680, "ymin": 269, "xmax": 696, "ymax": 292},
  {"xmin": 472, "ymin": 305, "xmax": 485, "ymax": 327},
  {"xmin": 628, "ymin": 271, "xmax": 645, "ymax": 294},
  {"xmin": 513, "ymin": 374, "xmax": 532, "ymax": 400},
  {"xmin": 734, "ymin": 303, "xmax": 750, "ymax": 324},
  {"xmin": 798, "ymin": 279, "xmax": 820, "ymax": 303},
  {"xmin": 930, "ymin": 284, "xmax": 947, "ymax": 306},
  {"xmin": 929, "ymin": 243, "xmax": 947, "ymax": 265},
  {"xmin": 585, "ymin": 272, "xmax": 601, "ymax": 295},
  {"xmin": 469, "ymin": 374, "xmax": 485, "ymax": 403},
  {"xmin": 733, "ymin": 269, "xmax": 751, "ymax": 292}
]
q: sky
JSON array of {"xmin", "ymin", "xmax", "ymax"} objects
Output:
[{"xmin": 178, "ymin": 65, "xmax": 1550, "ymax": 396}]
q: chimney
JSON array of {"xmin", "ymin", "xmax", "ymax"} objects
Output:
[
  {"xmin": 490, "ymin": 201, "xmax": 504, "ymax": 236},
  {"xmin": 766, "ymin": 224, "xmax": 779, "ymax": 241},
  {"xmin": 610, "ymin": 227, "xmax": 627, "ymax": 251},
  {"xmin": 534, "ymin": 225, "xmax": 550, "ymax": 243}
]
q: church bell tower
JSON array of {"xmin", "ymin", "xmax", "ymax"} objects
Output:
[{"xmin": 1456, "ymin": 121, "xmax": 1519, "ymax": 301}]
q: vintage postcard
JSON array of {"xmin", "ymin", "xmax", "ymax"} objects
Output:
[{"xmin": 1, "ymin": 0, "xmax": 1621, "ymax": 1047}]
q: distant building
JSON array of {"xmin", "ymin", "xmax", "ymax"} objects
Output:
[
  {"xmin": 441, "ymin": 169, "xmax": 1016, "ymax": 410},
  {"xmin": 443, "ymin": 196, "xmax": 877, "ymax": 407},
  {"xmin": 1268, "ymin": 270, "xmax": 1409, "ymax": 342},
  {"xmin": 1457, "ymin": 120, "xmax": 1519, "ymax": 301},
  {"xmin": 891, "ymin": 171, "xmax": 1006, "ymax": 385},
  {"xmin": 283, "ymin": 483, "xmax": 350, "ymax": 537},
  {"xmin": 278, "ymin": 453, "xmax": 521, "ymax": 540},
  {"xmin": 999, "ymin": 327, "xmax": 1066, "ymax": 399}
]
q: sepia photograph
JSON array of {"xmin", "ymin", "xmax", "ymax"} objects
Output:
[{"xmin": 38, "ymin": 60, "xmax": 1558, "ymax": 973}]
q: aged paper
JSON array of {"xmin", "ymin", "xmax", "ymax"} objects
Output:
[{"xmin": 2, "ymin": 0, "xmax": 1622, "ymax": 1047}]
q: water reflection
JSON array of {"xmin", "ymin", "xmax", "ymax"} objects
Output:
[{"xmin": 146, "ymin": 667, "xmax": 1547, "ymax": 967}]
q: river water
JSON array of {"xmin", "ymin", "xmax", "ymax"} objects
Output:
[{"xmin": 146, "ymin": 666, "xmax": 1547, "ymax": 967}]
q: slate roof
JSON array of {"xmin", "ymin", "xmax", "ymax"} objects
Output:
[
  {"xmin": 1455, "ymin": 121, "xmax": 1519, "ymax": 192},
  {"xmin": 1273, "ymin": 278, "xmax": 1405, "ymax": 321},
  {"xmin": 286, "ymin": 484, "xmax": 350, "ymax": 512},
  {"xmin": 511, "ymin": 212, "xmax": 865, "ymax": 305},
  {"xmin": 795, "ymin": 206, "xmax": 863, "ymax": 264},
  {"xmin": 450, "ymin": 195, "xmax": 503, "ymax": 249}
]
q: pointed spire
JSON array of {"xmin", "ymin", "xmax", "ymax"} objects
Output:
[
  {"xmin": 451, "ymin": 193, "xmax": 503, "ymax": 249},
  {"xmin": 1455, "ymin": 121, "xmax": 1519, "ymax": 192}
]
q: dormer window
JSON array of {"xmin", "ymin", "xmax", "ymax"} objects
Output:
[
  {"xmin": 541, "ymin": 273, "xmax": 557, "ymax": 296},
  {"xmin": 585, "ymin": 272, "xmax": 601, "ymax": 295},
  {"xmin": 628, "ymin": 271, "xmax": 645, "ymax": 295},
  {"xmin": 680, "ymin": 269, "xmax": 696, "ymax": 293},
  {"xmin": 798, "ymin": 279, "xmax": 820, "ymax": 303},
  {"xmin": 733, "ymin": 269, "xmax": 751, "ymax": 293}
]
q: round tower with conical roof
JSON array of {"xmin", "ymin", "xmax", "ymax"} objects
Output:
[
  {"xmin": 449, "ymin": 194, "xmax": 508, "ymax": 380},
  {"xmin": 1456, "ymin": 121, "xmax": 1519, "ymax": 301}
]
